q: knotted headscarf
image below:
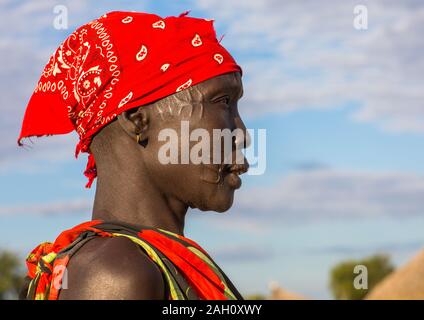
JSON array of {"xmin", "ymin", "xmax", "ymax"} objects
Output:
[{"xmin": 18, "ymin": 10, "xmax": 242, "ymax": 187}]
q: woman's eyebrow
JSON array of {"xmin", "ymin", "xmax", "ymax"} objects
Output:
[
  {"xmin": 214, "ymin": 83, "xmax": 243, "ymax": 96},
  {"xmin": 204, "ymin": 79, "xmax": 243, "ymax": 100}
]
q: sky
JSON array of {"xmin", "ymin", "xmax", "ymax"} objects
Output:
[{"xmin": 1, "ymin": 0, "xmax": 424, "ymax": 299}]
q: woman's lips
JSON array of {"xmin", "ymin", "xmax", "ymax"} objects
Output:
[
  {"xmin": 201, "ymin": 162, "xmax": 248, "ymax": 187},
  {"xmin": 225, "ymin": 172, "xmax": 242, "ymax": 189},
  {"xmin": 225, "ymin": 163, "xmax": 249, "ymax": 175},
  {"xmin": 223, "ymin": 163, "xmax": 248, "ymax": 189}
]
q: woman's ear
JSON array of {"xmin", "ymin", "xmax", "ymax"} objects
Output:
[{"xmin": 117, "ymin": 107, "xmax": 150, "ymax": 145}]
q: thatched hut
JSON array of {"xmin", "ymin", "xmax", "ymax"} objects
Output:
[
  {"xmin": 366, "ymin": 250, "xmax": 424, "ymax": 300},
  {"xmin": 268, "ymin": 282, "xmax": 307, "ymax": 300}
]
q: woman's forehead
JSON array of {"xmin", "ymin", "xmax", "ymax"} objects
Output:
[
  {"xmin": 165, "ymin": 72, "xmax": 243, "ymax": 104},
  {"xmin": 196, "ymin": 72, "xmax": 242, "ymax": 93}
]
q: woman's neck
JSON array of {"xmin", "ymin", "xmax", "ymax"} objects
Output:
[{"xmin": 92, "ymin": 160, "xmax": 188, "ymax": 236}]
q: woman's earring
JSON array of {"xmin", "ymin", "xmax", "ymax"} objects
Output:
[{"xmin": 136, "ymin": 133, "xmax": 141, "ymax": 144}]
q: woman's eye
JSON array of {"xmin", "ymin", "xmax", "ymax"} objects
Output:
[{"xmin": 216, "ymin": 96, "xmax": 230, "ymax": 105}]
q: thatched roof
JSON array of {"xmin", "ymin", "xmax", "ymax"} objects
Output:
[
  {"xmin": 268, "ymin": 282, "xmax": 307, "ymax": 300},
  {"xmin": 366, "ymin": 249, "xmax": 424, "ymax": 300}
]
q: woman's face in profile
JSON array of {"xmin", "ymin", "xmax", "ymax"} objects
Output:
[{"xmin": 142, "ymin": 72, "xmax": 249, "ymax": 212}]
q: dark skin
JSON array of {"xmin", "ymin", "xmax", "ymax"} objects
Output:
[{"xmin": 59, "ymin": 72, "xmax": 248, "ymax": 299}]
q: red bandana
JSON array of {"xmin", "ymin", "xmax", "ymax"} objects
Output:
[{"xmin": 18, "ymin": 11, "xmax": 242, "ymax": 187}]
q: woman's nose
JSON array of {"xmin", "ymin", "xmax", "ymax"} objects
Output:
[{"xmin": 234, "ymin": 116, "xmax": 251, "ymax": 150}]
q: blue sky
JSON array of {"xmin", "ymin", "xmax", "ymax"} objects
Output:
[{"xmin": 1, "ymin": 0, "xmax": 424, "ymax": 299}]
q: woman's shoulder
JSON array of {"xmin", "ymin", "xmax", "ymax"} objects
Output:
[{"xmin": 58, "ymin": 236, "xmax": 165, "ymax": 300}]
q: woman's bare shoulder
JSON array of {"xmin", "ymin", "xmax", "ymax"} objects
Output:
[{"xmin": 58, "ymin": 236, "xmax": 165, "ymax": 300}]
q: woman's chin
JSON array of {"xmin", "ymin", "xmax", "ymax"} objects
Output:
[{"xmin": 201, "ymin": 189, "xmax": 235, "ymax": 213}]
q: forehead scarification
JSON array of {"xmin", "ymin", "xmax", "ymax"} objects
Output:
[
  {"xmin": 151, "ymin": 73, "xmax": 242, "ymax": 121},
  {"xmin": 154, "ymin": 88, "xmax": 200, "ymax": 121}
]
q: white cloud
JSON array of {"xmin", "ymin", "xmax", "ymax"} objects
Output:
[
  {"xmin": 6, "ymin": 169, "xmax": 420, "ymax": 228},
  {"xmin": 211, "ymin": 244, "xmax": 274, "ymax": 263},
  {"xmin": 196, "ymin": 0, "xmax": 424, "ymax": 133},
  {"xmin": 0, "ymin": 1, "xmax": 148, "ymax": 172},
  {"xmin": 304, "ymin": 240, "xmax": 424, "ymax": 256},
  {"xmin": 220, "ymin": 169, "xmax": 424, "ymax": 229},
  {"xmin": 0, "ymin": 1, "xmax": 92, "ymax": 171},
  {"xmin": 0, "ymin": 197, "xmax": 91, "ymax": 216},
  {"xmin": 1, "ymin": 0, "xmax": 423, "ymax": 176}
]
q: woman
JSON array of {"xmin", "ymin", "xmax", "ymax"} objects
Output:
[{"xmin": 19, "ymin": 10, "xmax": 248, "ymax": 300}]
